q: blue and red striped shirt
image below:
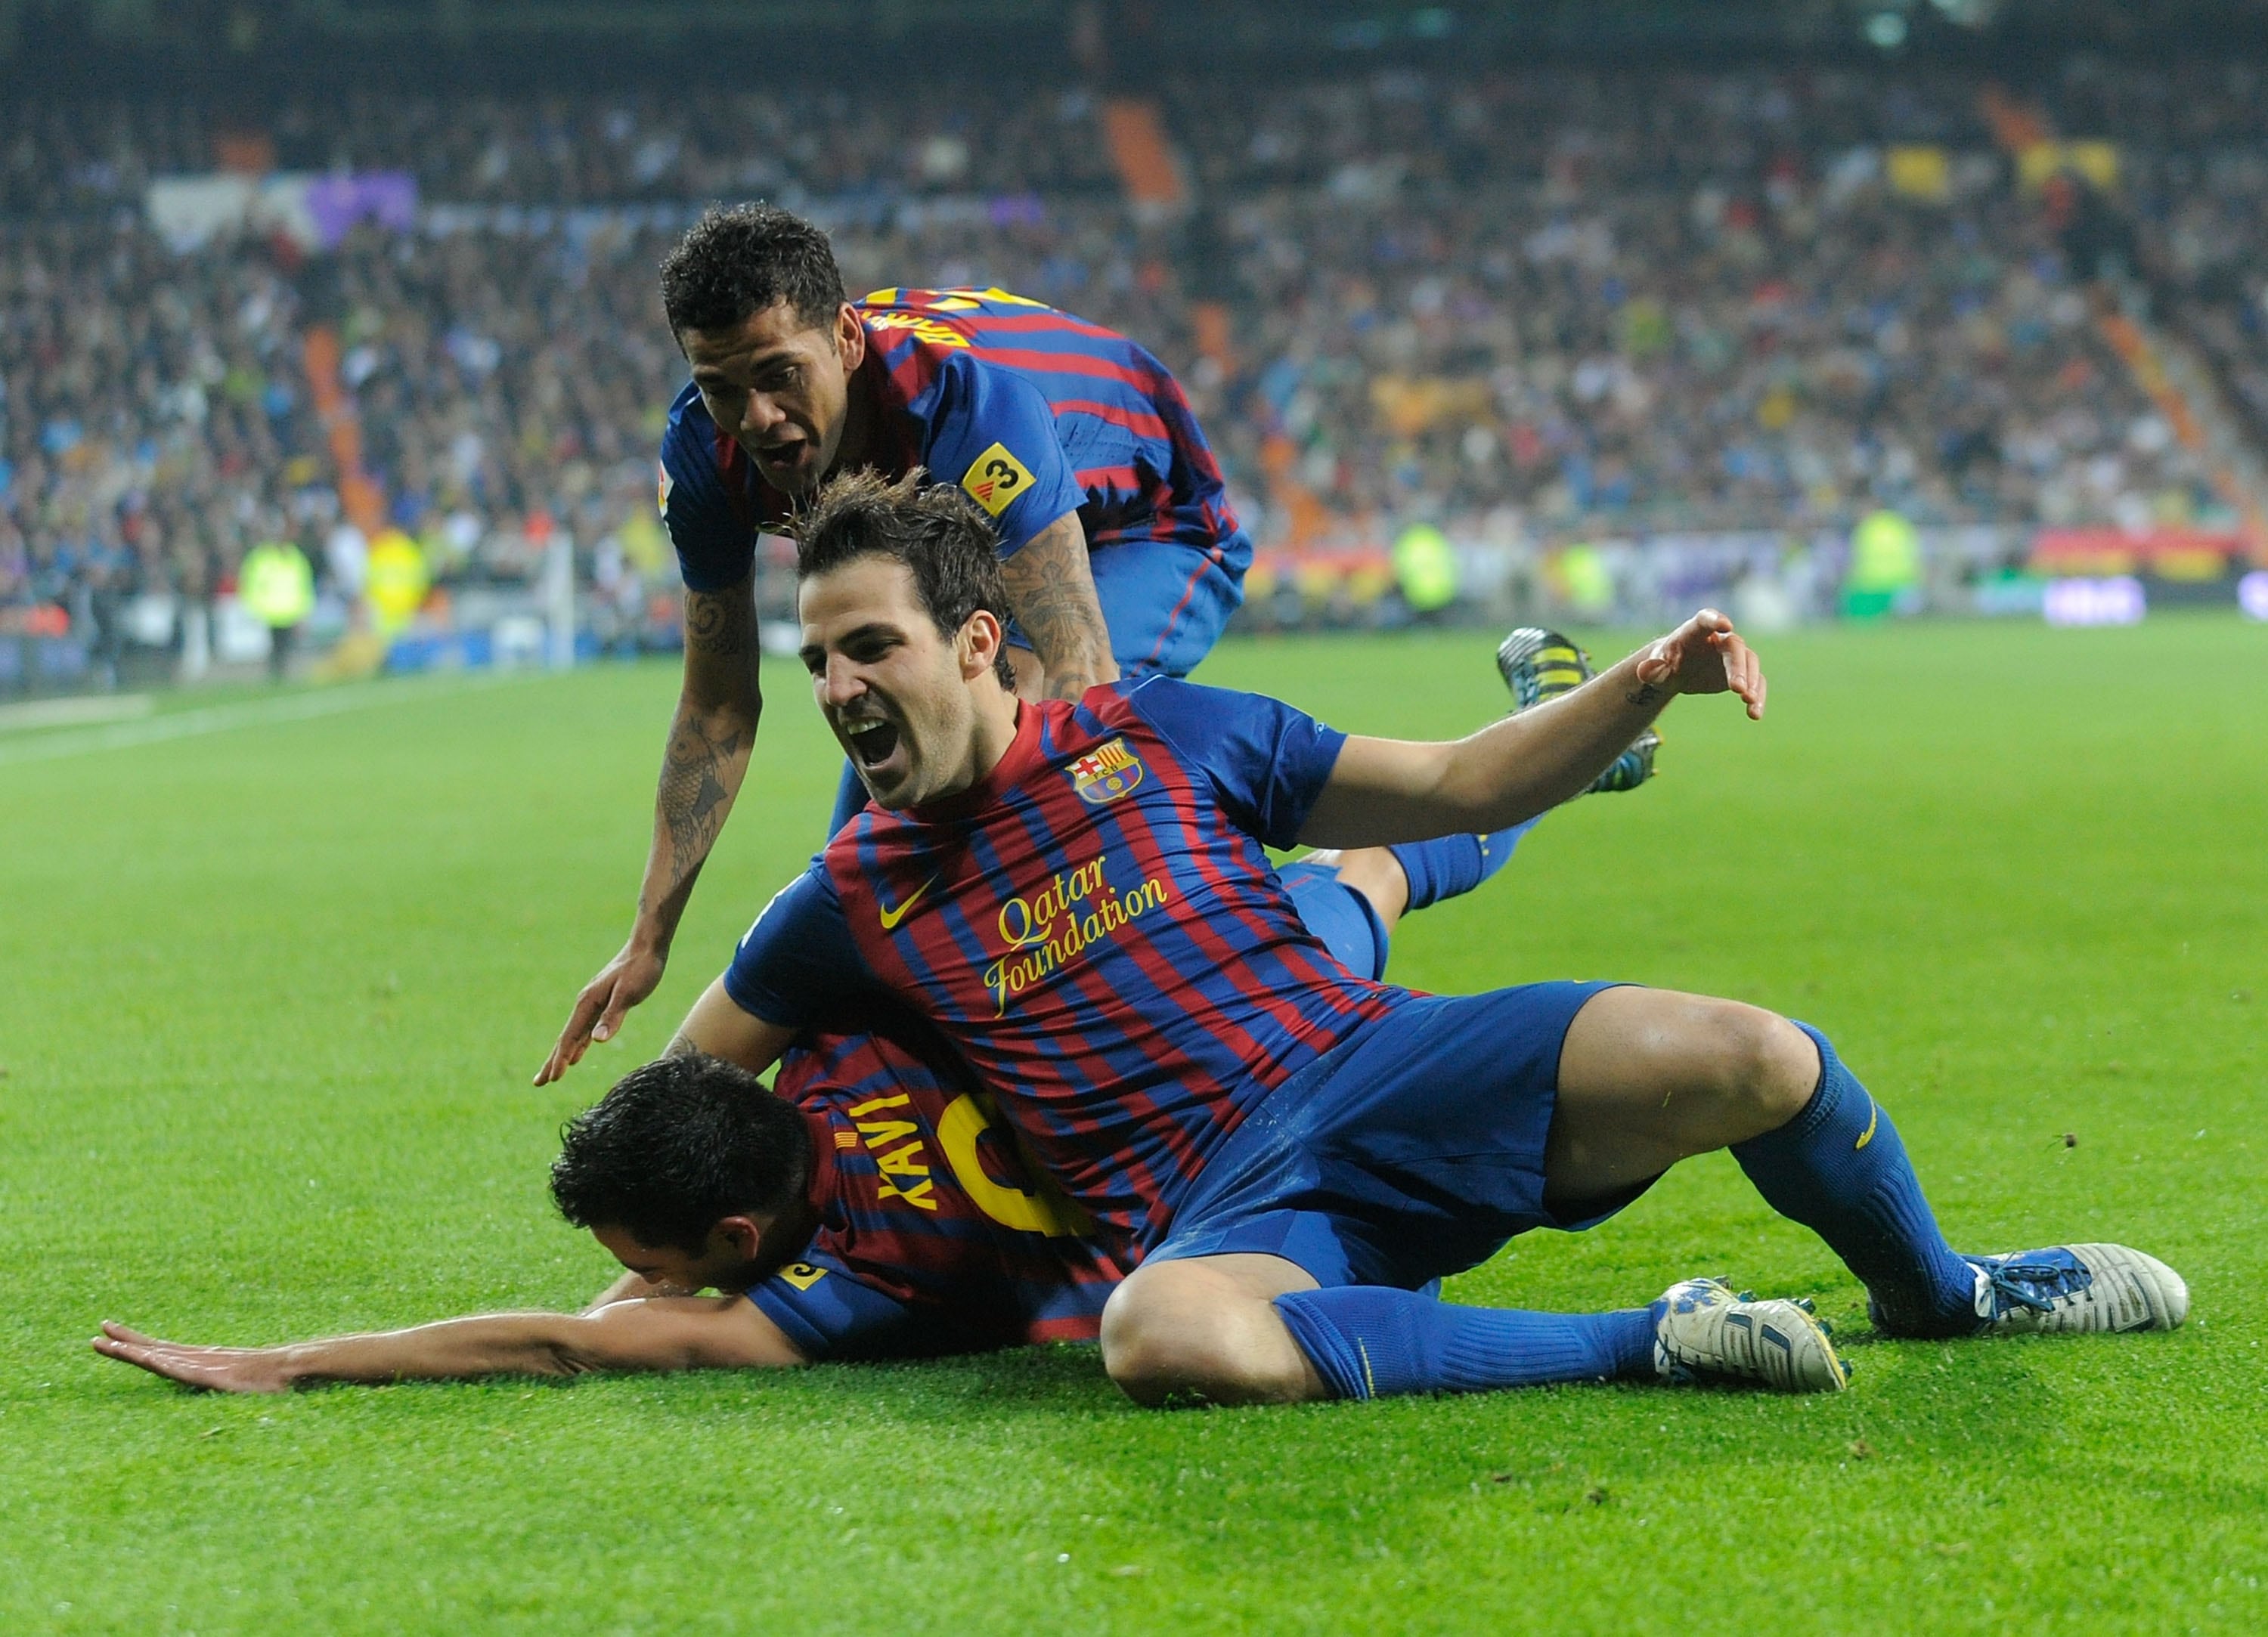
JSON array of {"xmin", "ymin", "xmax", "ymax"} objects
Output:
[
  {"xmin": 659, "ymin": 286, "xmax": 1245, "ymax": 593},
  {"xmin": 750, "ymin": 1019, "xmax": 1127, "ymax": 1359},
  {"xmin": 727, "ymin": 678, "xmax": 1401, "ymax": 1251}
]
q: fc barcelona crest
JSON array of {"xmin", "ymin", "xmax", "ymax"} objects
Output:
[{"xmin": 1069, "ymin": 738, "xmax": 1145, "ymax": 804}]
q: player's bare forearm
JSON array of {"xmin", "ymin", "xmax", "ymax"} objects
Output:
[
  {"xmin": 633, "ymin": 691, "xmax": 758, "ymax": 955},
  {"xmin": 536, "ymin": 579, "xmax": 764, "ymax": 1085},
  {"xmin": 1300, "ymin": 611, "xmax": 1765, "ymax": 846},
  {"xmin": 999, "ymin": 512, "xmax": 1117, "ymax": 701},
  {"xmin": 632, "ymin": 581, "xmax": 765, "ymax": 955},
  {"xmin": 94, "ymin": 1299, "xmax": 804, "ymax": 1392}
]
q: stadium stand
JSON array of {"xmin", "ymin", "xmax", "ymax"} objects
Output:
[{"xmin": 5, "ymin": 57, "xmax": 2267, "ymax": 686}]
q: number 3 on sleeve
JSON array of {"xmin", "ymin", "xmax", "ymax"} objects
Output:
[{"xmin": 960, "ymin": 442, "xmax": 1036, "ymax": 516}]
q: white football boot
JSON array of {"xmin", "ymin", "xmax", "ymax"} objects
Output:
[
  {"xmin": 1963, "ymin": 1243, "xmax": 2189, "ymax": 1335},
  {"xmin": 1653, "ymin": 1276, "xmax": 1850, "ymax": 1393}
]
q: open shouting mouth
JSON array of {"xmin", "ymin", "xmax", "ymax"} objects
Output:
[{"xmin": 843, "ymin": 714, "xmax": 903, "ymax": 775}]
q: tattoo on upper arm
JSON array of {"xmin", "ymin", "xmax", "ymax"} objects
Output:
[
  {"xmin": 999, "ymin": 518, "xmax": 1114, "ymax": 701},
  {"xmin": 683, "ymin": 583, "xmax": 752, "ymax": 658}
]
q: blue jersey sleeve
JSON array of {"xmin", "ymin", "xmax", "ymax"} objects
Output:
[
  {"xmin": 1117, "ymin": 676, "xmax": 1348, "ymax": 849},
  {"xmin": 748, "ymin": 1256, "xmax": 921, "ymax": 1361},
  {"xmin": 659, "ymin": 386, "xmax": 756, "ymax": 593},
  {"xmin": 919, "ymin": 355, "xmax": 1087, "ymax": 558},
  {"xmin": 723, "ymin": 866, "xmax": 867, "ymax": 1026}
]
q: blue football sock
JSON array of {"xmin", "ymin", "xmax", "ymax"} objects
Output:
[
  {"xmin": 1730, "ymin": 1023, "xmax": 1979, "ymax": 1338},
  {"xmin": 1273, "ymin": 1286, "xmax": 1658, "ymax": 1400},
  {"xmin": 1387, "ymin": 818, "xmax": 1535, "ymax": 912}
]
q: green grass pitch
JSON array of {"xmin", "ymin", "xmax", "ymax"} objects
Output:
[{"xmin": 2, "ymin": 617, "xmax": 2262, "ymax": 1634}]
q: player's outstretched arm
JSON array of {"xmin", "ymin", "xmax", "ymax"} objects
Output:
[
  {"xmin": 999, "ymin": 511, "xmax": 1119, "ymax": 702},
  {"xmin": 539, "ymin": 574, "xmax": 764, "ymax": 1085},
  {"xmin": 1300, "ymin": 609, "xmax": 1765, "ymax": 848},
  {"xmin": 93, "ymin": 1297, "xmax": 804, "ymax": 1394}
]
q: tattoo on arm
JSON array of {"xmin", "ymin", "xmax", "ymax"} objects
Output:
[
  {"xmin": 1624, "ymin": 681, "xmax": 1664, "ymax": 708},
  {"xmin": 683, "ymin": 585, "xmax": 752, "ymax": 658},
  {"xmin": 1000, "ymin": 517, "xmax": 1115, "ymax": 701},
  {"xmin": 658, "ymin": 712, "xmax": 741, "ymax": 893},
  {"xmin": 641, "ymin": 578, "xmax": 759, "ymax": 919}
]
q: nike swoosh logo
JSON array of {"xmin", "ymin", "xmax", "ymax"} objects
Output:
[
  {"xmin": 1854, "ymin": 1098, "xmax": 1879, "ymax": 1150},
  {"xmin": 878, "ymin": 873, "xmax": 940, "ymax": 931}
]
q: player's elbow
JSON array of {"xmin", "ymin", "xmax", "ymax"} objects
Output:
[
  {"xmin": 556, "ymin": 1304, "xmax": 693, "ymax": 1376},
  {"xmin": 682, "ymin": 664, "xmax": 763, "ymax": 721}
]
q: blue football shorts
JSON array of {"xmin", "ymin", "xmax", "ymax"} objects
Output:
[{"xmin": 1147, "ymin": 983, "xmax": 1645, "ymax": 1289}]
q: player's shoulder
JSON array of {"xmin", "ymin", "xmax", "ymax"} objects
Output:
[
  {"xmin": 661, "ymin": 379, "xmax": 712, "ymax": 449},
  {"xmin": 1096, "ymin": 673, "xmax": 1250, "ymax": 732},
  {"xmin": 859, "ymin": 284, "xmax": 1064, "ymax": 322},
  {"xmin": 658, "ymin": 379, "xmax": 727, "ymax": 487}
]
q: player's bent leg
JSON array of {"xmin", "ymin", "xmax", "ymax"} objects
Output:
[
  {"xmin": 1108, "ymin": 1255, "xmax": 1842, "ymax": 1403},
  {"xmin": 1723, "ymin": 1021, "xmax": 1981, "ymax": 1338},
  {"xmin": 1545, "ymin": 987, "xmax": 1820, "ymax": 1205},
  {"xmin": 1548, "ymin": 989, "xmax": 1984, "ymax": 1338},
  {"xmin": 1101, "ymin": 1254, "xmax": 1326, "ymax": 1406}
]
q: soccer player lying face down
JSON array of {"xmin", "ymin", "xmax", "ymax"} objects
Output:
[
  {"xmin": 550, "ymin": 1054, "xmax": 816, "ymax": 1295},
  {"xmin": 795, "ymin": 471, "xmax": 1021, "ymax": 811}
]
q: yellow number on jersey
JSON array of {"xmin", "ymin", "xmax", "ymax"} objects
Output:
[{"xmin": 961, "ymin": 443, "xmax": 1034, "ymax": 516}]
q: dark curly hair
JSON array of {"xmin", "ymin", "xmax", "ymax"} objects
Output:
[
  {"xmin": 550, "ymin": 1053, "xmax": 811, "ymax": 1253},
  {"xmin": 793, "ymin": 469, "xmax": 1018, "ymax": 688},
  {"xmin": 658, "ymin": 203, "xmax": 847, "ymax": 339}
]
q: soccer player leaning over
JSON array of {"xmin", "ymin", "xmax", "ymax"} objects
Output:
[{"xmin": 678, "ymin": 469, "xmax": 2187, "ymax": 1406}]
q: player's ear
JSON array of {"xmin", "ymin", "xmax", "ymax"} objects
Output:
[
  {"xmin": 957, "ymin": 609, "xmax": 1003, "ymax": 682},
  {"xmin": 710, "ymin": 1215, "xmax": 764, "ymax": 1263},
  {"xmin": 835, "ymin": 303, "xmax": 865, "ymax": 370}
]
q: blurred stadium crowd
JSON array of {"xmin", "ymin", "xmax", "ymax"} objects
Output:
[{"xmin": 5, "ymin": 55, "xmax": 2268, "ymax": 686}]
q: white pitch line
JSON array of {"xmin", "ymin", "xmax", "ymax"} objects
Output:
[
  {"xmin": 0, "ymin": 693, "xmax": 156, "ymax": 732},
  {"xmin": 0, "ymin": 670, "xmax": 544, "ymax": 769}
]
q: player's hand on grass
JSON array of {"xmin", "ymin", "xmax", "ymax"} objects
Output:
[
  {"xmin": 93, "ymin": 1323, "xmax": 291, "ymax": 1394},
  {"xmin": 1635, "ymin": 608, "xmax": 1766, "ymax": 719},
  {"xmin": 537, "ymin": 941, "xmax": 667, "ymax": 1085}
]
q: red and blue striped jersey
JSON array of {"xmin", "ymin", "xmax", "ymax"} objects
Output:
[
  {"xmin": 749, "ymin": 1020, "xmax": 1127, "ymax": 1360},
  {"xmin": 727, "ymin": 678, "xmax": 1402, "ymax": 1252},
  {"xmin": 659, "ymin": 286, "xmax": 1244, "ymax": 593}
]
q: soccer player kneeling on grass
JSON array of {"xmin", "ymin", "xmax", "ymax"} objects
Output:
[{"xmin": 668, "ymin": 469, "xmax": 2188, "ymax": 1406}]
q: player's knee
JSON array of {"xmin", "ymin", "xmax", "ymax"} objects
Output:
[
  {"xmin": 1690, "ymin": 1001, "xmax": 1817, "ymax": 1139},
  {"xmin": 1100, "ymin": 1269, "xmax": 1306, "ymax": 1408}
]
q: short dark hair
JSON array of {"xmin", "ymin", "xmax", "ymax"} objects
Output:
[
  {"xmin": 795, "ymin": 469, "xmax": 1017, "ymax": 688},
  {"xmin": 659, "ymin": 203, "xmax": 847, "ymax": 338},
  {"xmin": 550, "ymin": 1054, "xmax": 812, "ymax": 1254}
]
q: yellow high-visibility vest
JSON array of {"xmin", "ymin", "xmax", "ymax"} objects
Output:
[
  {"xmin": 365, "ymin": 529, "xmax": 430, "ymax": 633},
  {"xmin": 1393, "ymin": 524, "xmax": 1461, "ymax": 613},
  {"xmin": 240, "ymin": 541, "xmax": 314, "ymax": 628}
]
